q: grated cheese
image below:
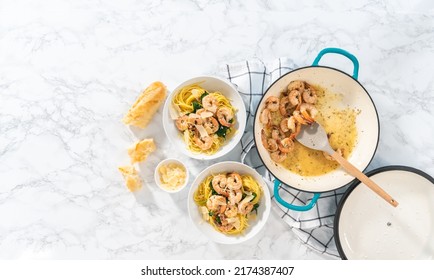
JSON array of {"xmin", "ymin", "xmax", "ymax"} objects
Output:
[
  {"xmin": 118, "ymin": 165, "xmax": 142, "ymax": 192},
  {"xmin": 195, "ymin": 124, "xmax": 209, "ymax": 138},
  {"xmin": 128, "ymin": 138, "xmax": 156, "ymax": 164},
  {"xmin": 199, "ymin": 111, "xmax": 214, "ymax": 118},
  {"xmin": 158, "ymin": 162, "xmax": 187, "ymax": 191}
]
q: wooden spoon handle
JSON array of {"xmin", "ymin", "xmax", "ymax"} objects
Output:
[{"xmin": 332, "ymin": 151, "xmax": 399, "ymax": 207}]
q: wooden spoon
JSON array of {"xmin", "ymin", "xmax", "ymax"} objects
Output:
[{"xmin": 296, "ymin": 122, "xmax": 399, "ymax": 207}]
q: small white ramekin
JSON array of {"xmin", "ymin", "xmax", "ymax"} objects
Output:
[{"xmin": 154, "ymin": 158, "xmax": 189, "ymax": 193}]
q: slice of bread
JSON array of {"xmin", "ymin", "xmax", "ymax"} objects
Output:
[{"xmin": 123, "ymin": 81, "xmax": 167, "ymax": 128}]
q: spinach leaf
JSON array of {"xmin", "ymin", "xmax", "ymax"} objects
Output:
[
  {"xmin": 209, "ymin": 181, "xmax": 218, "ymax": 195},
  {"xmin": 241, "ymin": 192, "xmax": 256, "ymax": 201},
  {"xmin": 215, "ymin": 215, "xmax": 221, "ymax": 225},
  {"xmin": 200, "ymin": 92, "xmax": 209, "ymax": 101},
  {"xmin": 253, "ymin": 203, "xmax": 260, "ymax": 214},
  {"xmin": 192, "ymin": 101, "xmax": 202, "ymax": 113},
  {"xmin": 216, "ymin": 125, "xmax": 229, "ymax": 138},
  {"xmin": 208, "ymin": 211, "xmax": 214, "ymax": 217}
]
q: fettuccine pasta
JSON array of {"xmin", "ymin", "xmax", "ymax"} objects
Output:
[
  {"xmin": 193, "ymin": 172, "xmax": 262, "ymax": 235},
  {"xmin": 172, "ymin": 84, "xmax": 237, "ymax": 155}
]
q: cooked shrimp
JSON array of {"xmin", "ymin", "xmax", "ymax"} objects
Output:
[
  {"xmin": 194, "ymin": 134, "xmax": 213, "ymax": 150},
  {"xmin": 300, "ymin": 103, "xmax": 318, "ymax": 124},
  {"xmin": 216, "ymin": 107, "xmax": 234, "ymax": 127},
  {"xmin": 175, "ymin": 115, "xmax": 188, "ymax": 131},
  {"xmin": 188, "ymin": 113, "xmax": 203, "ymax": 126},
  {"xmin": 293, "ymin": 110, "xmax": 308, "ymax": 125},
  {"xmin": 288, "ymin": 90, "xmax": 302, "ymax": 106},
  {"xmin": 290, "ymin": 122, "xmax": 301, "ymax": 139},
  {"xmin": 279, "ymin": 96, "xmax": 293, "ymax": 117},
  {"xmin": 302, "ymin": 88, "xmax": 317, "ymax": 104},
  {"xmin": 238, "ymin": 197, "xmax": 254, "ymax": 215},
  {"xmin": 270, "ymin": 150, "xmax": 287, "ymax": 163},
  {"xmin": 227, "ymin": 173, "xmax": 242, "ymax": 190},
  {"xmin": 265, "ymin": 96, "xmax": 280, "ymax": 112},
  {"xmin": 216, "ymin": 214, "xmax": 236, "ymax": 232},
  {"xmin": 217, "ymin": 223, "xmax": 234, "ymax": 232},
  {"xmin": 261, "ymin": 129, "xmax": 278, "ymax": 152},
  {"xmin": 260, "ymin": 108, "xmax": 271, "ymax": 125},
  {"xmin": 206, "ymin": 195, "xmax": 227, "ymax": 214},
  {"xmin": 203, "ymin": 116, "xmax": 219, "ymax": 134},
  {"xmin": 212, "ymin": 174, "xmax": 229, "ymax": 197},
  {"xmin": 266, "ymin": 138, "xmax": 278, "ymax": 152},
  {"xmin": 228, "ymin": 189, "xmax": 242, "ymax": 206},
  {"xmin": 202, "ymin": 95, "xmax": 218, "ymax": 113},
  {"xmin": 288, "ymin": 80, "xmax": 305, "ymax": 92},
  {"xmin": 280, "ymin": 116, "xmax": 296, "ymax": 133},
  {"xmin": 277, "ymin": 137, "xmax": 295, "ymax": 153},
  {"xmin": 271, "ymin": 125, "xmax": 284, "ymax": 141},
  {"xmin": 280, "ymin": 116, "xmax": 300, "ymax": 138},
  {"xmin": 224, "ymin": 204, "xmax": 238, "ymax": 218},
  {"xmin": 189, "ymin": 124, "xmax": 199, "ymax": 137}
]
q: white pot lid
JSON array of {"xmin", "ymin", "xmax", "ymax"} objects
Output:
[{"xmin": 335, "ymin": 166, "xmax": 434, "ymax": 260}]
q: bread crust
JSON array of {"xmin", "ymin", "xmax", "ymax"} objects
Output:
[{"xmin": 123, "ymin": 81, "xmax": 167, "ymax": 128}]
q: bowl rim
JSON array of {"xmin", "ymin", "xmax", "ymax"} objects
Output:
[
  {"xmin": 187, "ymin": 161, "xmax": 271, "ymax": 244},
  {"xmin": 253, "ymin": 65, "xmax": 380, "ymax": 193},
  {"xmin": 162, "ymin": 75, "xmax": 247, "ymax": 160},
  {"xmin": 154, "ymin": 158, "xmax": 189, "ymax": 193}
]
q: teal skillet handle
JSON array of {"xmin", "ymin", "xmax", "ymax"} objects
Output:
[
  {"xmin": 312, "ymin": 47, "xmax": 359, "ymax": 80},
  {"xmin": 274, "ymin": 180, "xmax": 320, "ymax": 211}
]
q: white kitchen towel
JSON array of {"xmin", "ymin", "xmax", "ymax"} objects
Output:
[{"xmin": 219, "ymin": 58, "xmax": 348, "ymax": 258}]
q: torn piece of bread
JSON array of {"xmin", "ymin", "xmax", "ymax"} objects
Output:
[
  {"xmin": 118, "ymin": 165, "xmax": 142, "ymax": 192},
  {"xmin": 123, "ymin": 81, "xmax": 167, "ymax": 128},
  {"xmin": 128, "ymin": 138, "xmax": 156, "ymax": 164}
]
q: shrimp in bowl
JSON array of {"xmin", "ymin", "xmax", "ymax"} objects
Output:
[
  {"xmin": 187, "ymin": 161, "xmax": 271, "ymax": 244},
  {"xmin": 163, "ymin": 76, "xmax": 246, "ymax": 160}
]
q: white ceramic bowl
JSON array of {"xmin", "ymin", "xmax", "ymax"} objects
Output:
[
  {"xmin": 162, "ymin": 76, "xmax": 246, "ymax": 160},
  {"xmin": 154, "ymin": 158, "xmax": 189, "ymax": 193},
  {"xmin": 187, "ymin": 161, "xmax": 271, "ymax": 244}
]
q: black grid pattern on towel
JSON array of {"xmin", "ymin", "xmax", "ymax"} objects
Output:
[{"xmin": 222, "ymin": 58, "xmax": 346, "ymax": 258}]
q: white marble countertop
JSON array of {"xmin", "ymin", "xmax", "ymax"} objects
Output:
[{"xmin": 1, "ymin": 0, "xmax": 433, "ymax": 259}]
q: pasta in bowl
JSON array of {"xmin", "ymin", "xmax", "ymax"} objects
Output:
[
  {"xmin": 163, "ymin": 76, "xmax": 246, "ymax": 160},
  {"xmin": 188, "ymin": 161, "xmax": 271, "ymax": 244}
]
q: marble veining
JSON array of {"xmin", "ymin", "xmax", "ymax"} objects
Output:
[{"xmin": 0, "ymin": 0, "xmax": 433, "ymax": 259}]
